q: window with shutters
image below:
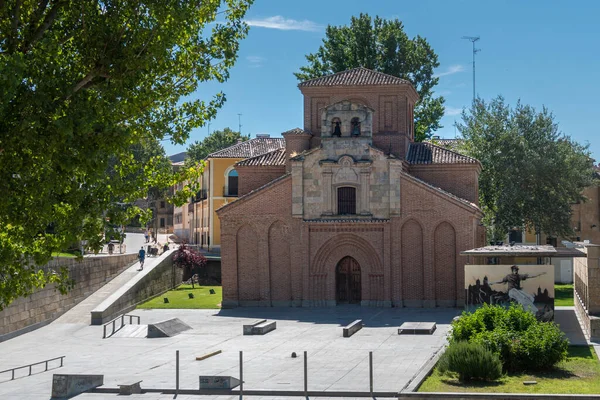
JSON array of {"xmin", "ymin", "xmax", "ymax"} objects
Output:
[{"xmin": 337, "ymin": 187, "xmax": 356, "ymax": 215}]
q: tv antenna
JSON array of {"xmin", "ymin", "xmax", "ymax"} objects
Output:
[
  {"xmin": 207, "ymin": 122, "xmax": 211, "ymax": 136},
  {"xmin": 238, "ymin": 113, "xmax": 243, "ymax": 135},
  {"xmin": 462, "ymin": 36, "xmax": 480, "ymax": 102}
]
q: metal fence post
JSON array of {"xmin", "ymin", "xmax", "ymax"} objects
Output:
[
  {"xmin": 369, "ymin": 351, "xmax": 373, "ymax": 397},
  {"xmin": 304, "ymin": 351, "xmax": 308, "ymax": 397},
  {"xmin": 176, "ymin": 350, "xmax": 179, "ymax": 395},
  {"xmin": 239, "ymin": 351, "xmax": 243, "ymax": 398}
]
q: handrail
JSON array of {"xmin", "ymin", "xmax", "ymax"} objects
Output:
[
  {"xmin": 0, "ymin": 356, "xmax": 64, "ymax": 381},
  {"xmin": 102, "ymin": 314, "xmax": 141, "ymax": 339}
]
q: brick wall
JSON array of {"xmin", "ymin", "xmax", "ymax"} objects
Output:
[
  {"xmin": 237, "ymin": 165, "xmax": 286, "ymax": 196},
  {"xmin": 218, "ymin": 170, "xmax": 483, "ymax": 308},
  {"xmin": 218, "ymin": 176, "xmax": 293, "ymax": 307},
  {"xmin": 0, "ymin": 254, "xmax": 137, "ymax": 341},
  {"xmin": 299, "ymin": 86, "xmax": 418, "ymax": 141},
  {"xmin": 409, "ymin": 164, "xmax": 480, "ymax": 205}
]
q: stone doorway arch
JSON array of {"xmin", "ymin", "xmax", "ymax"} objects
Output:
[{"xmin": 336, "ymin": 256, "xmax": 361, "ymax": 304}]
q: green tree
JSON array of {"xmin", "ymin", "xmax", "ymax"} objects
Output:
[
  {"xmin": 186, "ymin": 127, "xmax": 249, "ymax": 165},
  {"xmin": 0, "ymin": 0, "xmax": 253, "ymax": 310},
  {"xmin": 458, "ymin": 96, "xmax": 596, "ymax": 241},
  {"xmin": 294, "ymin": 13, "xmax": 444, "ymax": 141}
]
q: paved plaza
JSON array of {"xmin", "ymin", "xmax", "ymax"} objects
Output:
[{"xmin": 0, "ymin": 304, "xmax": 458, "ymax": 399}]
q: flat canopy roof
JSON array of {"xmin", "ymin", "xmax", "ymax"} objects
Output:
[{"xmin": 461, "ymin": 245, "xmax": 557, "ymax": 257}]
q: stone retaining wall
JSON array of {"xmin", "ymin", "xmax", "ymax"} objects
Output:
[
  {"xmin": 0, "ymin": 254, "xmax": 137, "ymax": 341},
  {"xmin": 91, "ymin": 250, "xmax": 182, "ymax": 325}
]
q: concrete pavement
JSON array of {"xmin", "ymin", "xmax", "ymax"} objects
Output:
[{"xmin": 0, "ymin": 306, "xmax": 458, "ymax": 399}]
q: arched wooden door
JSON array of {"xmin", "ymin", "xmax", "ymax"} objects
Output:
[{"xmin": 336, "ymin": 256, "xmax": 361, "ymax": 304}]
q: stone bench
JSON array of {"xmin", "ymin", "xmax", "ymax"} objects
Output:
[
  {"xmin": 398, "ymin": 321, "xmax": 436, "ymax": 335},
  {"xmin": 243, "ymin": 319, "xmax": 266, "ymax": 335},
  {"xmin": 252, "ymin": 320, "xmax": 276, "ymax": 335},
  {"xmin": 343, "ymin": 319, "xmax": 363, "ymax": 337},
  {"xmin": 118, "ymin": 380, "xmax": 142, "ymax": 395}
]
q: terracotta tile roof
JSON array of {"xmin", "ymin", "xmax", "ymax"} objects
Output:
[
  {"xmin": 282, "ymin": 127, "xmax": 311, "ymax": 135},
  {"xmin": 207, "ymin": 137, "xmax": 284, "ymax": 158},
  {"xmin": 236, "ymin": 148, "xmax": 286, "ymax": 167},
  {"xmin": 298, "ymin": 67, "xmax": 411, "ymax": 88},
  {"xmin": 406, "ymin": 142, "xmax": 478, "ymax": 165}
]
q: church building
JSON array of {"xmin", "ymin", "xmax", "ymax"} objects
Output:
[{"xmin": 217, "ymin": 67, "xmax": 485, "ymax": 308}]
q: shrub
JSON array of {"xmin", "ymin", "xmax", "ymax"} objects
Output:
[
  {"xmin": 449, "ymin": 304, "xmax": 569, "ymax": 372},
  {"xmin": 508, "ymin": 322, "xmax": 569, "ymax": 371},
  {"xmin": 450, "ymin": 304, "xmax": 506, "ymax": 342},
  {"xmin": 470, "ymin": 327, "xmax": 515, "ymax": 366},
  {"xmin": 438, "ymin": 341, "xmax": 503, "ymax": 382}
]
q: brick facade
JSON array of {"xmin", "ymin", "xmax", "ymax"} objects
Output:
[
  {"xmin": 217, "ymin": 68, "xmax": 485, "ymax": 308},
  {"xmin": 237, "ymin": 165, "xmax": 286, "ymax": 196}
]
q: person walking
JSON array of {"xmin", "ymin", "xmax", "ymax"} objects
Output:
[{"xmin": 138, "ymin": 246, "xmax": 146, "ymax": 271}]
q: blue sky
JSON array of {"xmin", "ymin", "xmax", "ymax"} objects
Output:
[{"xmin": 164, "ymin": 0, "xmax": 600, "ymax": 161}]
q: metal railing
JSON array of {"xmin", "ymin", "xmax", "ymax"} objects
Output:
[
  {"xmin": 102, "ymin": 314, "xmax": 141, "ymax": 339},
  {"xmin": 0, "ymin": 356, "xmax": 65, "ymax": 381}
]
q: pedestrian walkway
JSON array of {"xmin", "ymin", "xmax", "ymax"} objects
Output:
[{"xmin": 53, "ymin": 250, "xmax": 169, "ymax": 325}]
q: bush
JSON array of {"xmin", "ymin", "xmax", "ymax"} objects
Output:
[
  {"xmin": 471, "ymin": 327, "xmax": 515, "ymax": 365},
  {"xmin": 450, "ymin": 304, "xmax": 505, "ymax": 342},
  {"xmin": 438, "ymin": 341, "xmax": 503, "ymax": 382},
  {"xmin": 508, "ymin": 322, "xmax": 568, "ymax": 371},
  {"xmin": 449, "ymin": 304, "xmax": 569, "ymax": 372}
]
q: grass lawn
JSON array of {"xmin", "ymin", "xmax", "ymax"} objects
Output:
[
  {"xmin": 419, "ymin": 346, "xmax": 600, "ymax": 394},
  {"xmin": 555, "ymin": 284, "xmax": 574, "ymax": 306},
  {"xmin": 137, "ymin": 284, "xmax": 222, "ymax": 309},
  {"xmin": 52, "ymin": 252, "xmax": 77, "ymax": 258}
]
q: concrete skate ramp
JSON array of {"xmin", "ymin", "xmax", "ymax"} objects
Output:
[
  {"xmin": 110, "ymin": 324, "xmax": 148, "ymax": 338},
  {"xmin": 147, "ymin": 318, "xmax": 191, "ymax": 338}
]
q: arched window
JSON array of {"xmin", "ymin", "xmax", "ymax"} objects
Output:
[
  {"xmin": 351, "ymin": 117, "xmax": 361, "ymax": 136},
  {"xmin": 226, "ymin": 169, "xmax": 238, "ymax": 196},
  {"xmin": 331, "ymin": 117, "xmax": 342, "ymax": 137},
  {"xmin": 337, "ymin": 187, "xmax": 356, "ymax": 215}
]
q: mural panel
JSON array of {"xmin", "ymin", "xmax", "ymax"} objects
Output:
[{"xmin": 465, "ymin": 264, "xmax": 555, "ymax": 321}]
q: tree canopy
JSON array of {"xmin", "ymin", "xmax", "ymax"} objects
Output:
[
  {"xmin": 0, "ymin": 0, "xmax": 253, "ymax": 310},
  {"xmin": 186, "ymin": 127, "xmax": 249, "ymax": 165},
  {"xmin": 294, "ymin": 13, "xmax": 444, "ymax": 141},
  {"xmin": 458, "ymin": 96, "xmax": 596, "ymax": 241}
]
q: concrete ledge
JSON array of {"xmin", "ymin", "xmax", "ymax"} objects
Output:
[
  {"xmin": 52, "ymin": 374, "xmax": 103, "ymax": 399},
  {"xmin": 401, "ymin": 344, "xmax": 445, "ymax": 393},
  {"xmin": 253, "ymin": 320, "xmax": 276, "ymax": 335},
  {"xmin": 118, "ymin": 380, "xmax": 142, "ymax": 395},
  {"xmin": 343, "ymin": 319, "xmax": 363, "ymax": 337},
  {"xmin": 243, "ymin": 319, "xmax": 276, "ymax": 335},
  {"xmin": 243, "ymin": 319, "xmax": 266, "ymax": 335},
  {"xmin": 90, "ymin": 250, "xmax": 180, "ymax": 325},
  {"xmin": 92, "ymin": 387, "xmax": 600, "ymax": 399}
]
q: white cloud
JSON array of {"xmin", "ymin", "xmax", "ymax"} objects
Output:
[
  {"xmin": 435, "ymin": 64, "xmax": 465, "ymax": 78},
  {"xmin": 445, "ymin": 106, "xmax": 463, "ymax": 116},
  {"xmin": 246, "ymin": 55, "xmax": 265, "ymax": 68},
  {"xmin": 245, "ymin": 16, "xmax": 322, "ymax": 32}
]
